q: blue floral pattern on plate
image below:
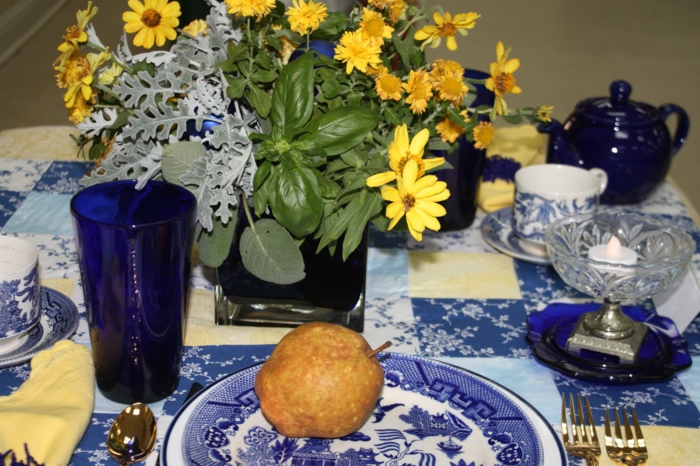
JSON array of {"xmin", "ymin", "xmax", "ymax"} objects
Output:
[
  {"xmin": 178, "ymin": 353, "xmax": 566, "ymax": 466},
  {"xmin": 0, "ymin": 287, "xmax": 79, "ymax": 368},
  {"xmin": 480, "ymin": 207, "xmax": 551, "ymax": 266}
]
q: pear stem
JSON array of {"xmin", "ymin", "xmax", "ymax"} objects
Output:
[{"xmin": 368, "ymin": 341, "xmax": 392, "ymax": 359}]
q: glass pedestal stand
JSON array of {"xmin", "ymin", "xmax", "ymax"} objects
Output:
[
  {"xmin": 566, "ymin": 299, "xmax": 647, "ymax": 362},
  {"xmin": 545, "ymin": 212, "xmax": 695, "ymax": 364}
]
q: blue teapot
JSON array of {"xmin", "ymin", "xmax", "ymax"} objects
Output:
[{"xmin": 538, "ymin": 80, "xmax": 689, "ymax": 204}]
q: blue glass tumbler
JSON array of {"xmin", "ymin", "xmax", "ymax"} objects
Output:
[
  {"xmin": 436, "ymin": 69, "xmax": 496, "ymax": 231},
  {"xmin": 71, "ymin": 180, "xmax": 197, "ymax": 403}
]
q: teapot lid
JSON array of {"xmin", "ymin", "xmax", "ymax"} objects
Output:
[{"xmin": 577, "ymin": 80, "xmax": 659, "ymax": 125}]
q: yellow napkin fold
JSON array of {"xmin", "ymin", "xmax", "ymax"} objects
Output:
[
  {"xmin": 477, "ymin": 125, "xmax": 547, "ymax": 213},
  {"xmin": 0, "ymin": 340, "xmax": 95, "ymax": 466}
]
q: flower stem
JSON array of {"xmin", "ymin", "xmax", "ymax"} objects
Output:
[{"xmin": 240, "ymin": 192, "xmax": 256, "ymax": 234}]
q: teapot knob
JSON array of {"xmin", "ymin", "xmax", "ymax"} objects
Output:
[{"xmin": 610, "ymin": 80, "xmax": 632, "ymax": 103}]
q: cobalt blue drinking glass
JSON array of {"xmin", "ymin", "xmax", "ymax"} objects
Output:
[
  {"xmin": 435, "ymin": 69, "xmax": 496, "ymax": 231},
  {"xmin": 71, "ymin": 180, "xmax": 197, "ymax": 403}
]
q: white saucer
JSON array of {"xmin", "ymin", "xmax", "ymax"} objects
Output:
[
  {"xmin": 480, "ymin": 207, "xmax": 551, "ymax": 266},
  {"xmin": 0, "ymin": 287, "xmax": 79, "ymax": 368}
]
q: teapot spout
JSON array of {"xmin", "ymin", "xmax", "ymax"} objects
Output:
[{"xmin": 537, "ymin": 120, "xmax": 582, "ymax": 166}]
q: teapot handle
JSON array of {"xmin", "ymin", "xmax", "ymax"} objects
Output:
[{"xmin": 659, "ymin": 104, "xmax": 690, "ymax": 156}]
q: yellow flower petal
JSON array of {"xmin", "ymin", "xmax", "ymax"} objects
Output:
[
  {"xmin": 446, "ymin": 36, "xmax": 457, "ymax": 51},
  {"xmin": 387, "ymin": 207, "xmax": 405, "ymax": 230},
  {"xmin": 366, "ymin": 171, "xmax": 397, "ymax": 188},
  {"xmin": 415, "ymin": 200, "xmax": 447, "ymax": 217},
  {"xmin": 402, "ymin": 159, "xmax": 419, "ymax": 191},
  {"xmin": 423, "ymin": 157, "xmax": 445, "ymax": 171},
  {"xmin": 406, "ymin": 210, "xmax": 425, "ymax": 240},
  {"xmin": 503, "ymin": 58, "xmax": 520, "ymax": 73},
  {"xmin": 412, "ymin": 174, "xmax": 438, "ymax": 193},
  {"xmin": 415, "ymin": 208, "xmax": 441, "ymax": 231},
  {"xmin": 381, "ymin": 186, "xmax": 401, "ymax": 202},
  {"xmin": 408, "ymin": 128, "xmax": 429, "ymax": 156},
  {"xmin": 386, "ymin": 201, "xmax": 404, "ymax": 219},
  {"xmin": 128, "ymin": 0, "xmax": 146, "ymax": 15}
]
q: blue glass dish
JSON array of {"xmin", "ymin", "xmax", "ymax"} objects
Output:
[{"xmin": 526, "ymin": 302, "xmax": 692, "ymax": 384}]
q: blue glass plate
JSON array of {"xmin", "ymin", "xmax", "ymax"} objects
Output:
[
  {"xmin": 481, "ymin": 207, "xmax": 551, "ymax": 266},
  {"xmin": 526, "ymin": 302, "xmax": 692, "ymax": 384},
  {"xmin": 166, "ymin": 353, "xmax": 566, "ymax": 466},
  {"xmin": 0, "ymin": 287, "xmax": 79, "ymax": 368}
]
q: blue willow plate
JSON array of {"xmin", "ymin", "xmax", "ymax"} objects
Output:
[
  {"xmin": 0, "ymin": 287, "xmax": 79, "ymax": 368},
  {"xmin": 480, "ymin": 207, "xmax": 552, "ymax": 266},
  {"xmin": 168, "ymin": 353, "xmax": 566, "ymax": 466}
]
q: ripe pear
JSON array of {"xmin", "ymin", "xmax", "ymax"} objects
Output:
[{"xmin": 254, "ymin": 322, "xmax": 390, "ymax": 438}]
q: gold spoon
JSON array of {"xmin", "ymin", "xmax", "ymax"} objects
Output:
[{"xmin": 107, "ymin": 402, "xmax": 157, "ymax": 466}]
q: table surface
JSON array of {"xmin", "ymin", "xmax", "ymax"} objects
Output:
[{"xmin": 2, "ymin": 126, "xmax": 700, "ymax": 466}]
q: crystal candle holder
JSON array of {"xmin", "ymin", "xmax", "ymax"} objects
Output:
[{"xmin": 545, "ymin": 212, "xmax": 695, "ymax": 362}]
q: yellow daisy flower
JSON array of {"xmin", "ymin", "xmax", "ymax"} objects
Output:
[
  {"xmin": 375, "ymin": 71, "xmax": 403, "ymax": 101},
  {"xmin": 485, "ymin": 41, "xmax": 522, "ymax": 115},
  {"xmin": 366, "ymin": 124, "xmax": 443, "ymax": 188},
  {"xmin": 359, "ymin": 9, "xmax": 394, "ymax": 47},
  {"xmin": 58, "ymin": 51, "xmax": 109, "ymax": 109},
  {"xmin": 54, "ymin": 1, "xmax": 98, "ymax": 71},
  {"xmin": 98, "ymin": 62, "xmax": 124, "ymax": 86},
  {"xmin": 334, "ymin": 30, "xmax": 382, "ymax": 74},
  {"xmin": 286, "ymin": 0, "xmax": 328, "ymax": 36},
  {"xmin": 68, "ymin": 93, "xmax": 95, "ymax": 124},
  {"xmin": 402, "ymin": 69, "xmax": 433, "ymax": 114},
  {"xmin": 436, "ymin": 116, "xmax": 465, "ymax": 144},
  {"xmin": 366, "ymin": 64, "xmax": 388, "ymax": 77},
  {"xmin": 368, "ymin": 0, "xmax": 392, "ymax": 9},
  {"xmin": 182, "ymin": 19, "xmax": 209, "ymax": 37},
  {"xmin": 430, "ymin": 60, "xmax": 468, "ymax": 106},
  {"xmin": 414, "ymin": 11, "xmax": 480, "ymax": 51},
  {"xmin": 388, "ymin": 0, "xmax": 407, "ymax": 24},
  {"xmin": 123, "ymin": 0, "xmax": 181, "ymax": 49},
  {"xmin": 472, "ymin": 121, "xmax": 495, "ymax": 149},
  {"xmin": 225, "ymin": 0, "xmax": 276, "ymax": 20},
  {"xmin": 381, "ymin": 159, "xmax": 450, "ymax": 241},
  {"xmin": 536, "ymin": 105, "xmax": 554, "ymax": 123}
]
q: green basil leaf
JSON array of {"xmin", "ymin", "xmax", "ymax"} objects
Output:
[
  {"xmin": 239, "ymin": 219, "xmax": 306, "ymax": 285},
  {"xmin": 301, "ymin": 107, "xmax": 379, "ymax": 156},
  {"xmin": 253, "ymin": 160, "xmax": 272, "ymax": 190},
  {"xmin": 267, "ymin": 163, "xmax": 322, "ymax": 237},
  {"xmin": 271, "ymin": 52, "xmax": 314, "ymax": 132},
  {"xmin": 342, "ymin": 191, "xmax": 382, "ymax": 260}
]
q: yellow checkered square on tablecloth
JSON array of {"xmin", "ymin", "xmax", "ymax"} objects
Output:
[{"xmin": 407, "ymin": 251, "xmax": 521, "ymax": 299}]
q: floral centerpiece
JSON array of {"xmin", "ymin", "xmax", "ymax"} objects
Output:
[{"xmin": 54, "ymin": 0, "xmax": 551, "ymax": 285}]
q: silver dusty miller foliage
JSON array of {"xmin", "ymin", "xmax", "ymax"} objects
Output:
[{"xmin": 78, "ymin": 0, "xmax": 259, "ymax": 231}]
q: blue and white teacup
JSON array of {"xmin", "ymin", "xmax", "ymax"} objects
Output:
[
  {"xmin": 513, "ymin": 164, "xmax": 608, "ymax": 255},
  {"xmin": 0, "ymin": 236, "xmax": 41, "ymax": 353}
]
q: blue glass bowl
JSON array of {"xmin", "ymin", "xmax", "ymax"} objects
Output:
[{"xmin": 526, "ymin": 302, "xmax": 691, "ymax": 384}]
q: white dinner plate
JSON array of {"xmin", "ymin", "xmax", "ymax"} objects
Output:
[{"xmin": 163, "ymin": 353, "xmax": 566, "ymax": 466}]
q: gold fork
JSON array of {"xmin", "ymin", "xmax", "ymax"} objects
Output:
[
  {"xmin": 561, "ymin": 393, "xmax": 601, "ymax": 466},
  {"xmin": 605, "ymin": 406, "xmax": 648, "ymax": 465}
]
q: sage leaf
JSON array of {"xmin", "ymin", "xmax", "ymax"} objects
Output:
[
  {"xmin": 240, "ymin": 219, "xmax": 306, "ymax": 285},
  {"xmin": 198, "ymin": 209, "xmax": 237, "ymax": 268}
]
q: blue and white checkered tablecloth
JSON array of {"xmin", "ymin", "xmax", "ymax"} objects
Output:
[{"xmin": 2, "ymin": 127, "xmax": 700, "ymax": 465}]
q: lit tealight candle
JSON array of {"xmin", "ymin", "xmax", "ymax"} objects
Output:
[{"xmin": 588, "ymin": 236, "xmax": 638, "ymax": 265}]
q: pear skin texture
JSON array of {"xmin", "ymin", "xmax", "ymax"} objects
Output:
[{"xmin": 254, "ymin": 322, "xmax": 385, "ymax": 438}]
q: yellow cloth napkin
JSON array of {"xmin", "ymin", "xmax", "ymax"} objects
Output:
[
  {"xmin": 477, "ymin": 124, "xmax": 547, "ymax": 213},
  {"xmin": 0, "ymin": 340, "xmax": 95, "ymax": 466}
]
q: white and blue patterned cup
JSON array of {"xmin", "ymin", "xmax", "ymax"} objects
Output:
[
  {"xmin": 513, "ymin": 164, "xmax": 607, "ymax": 254},
  {"xmin": 0, "ymin": 236, "xmax": 41, "ymax": 353}
]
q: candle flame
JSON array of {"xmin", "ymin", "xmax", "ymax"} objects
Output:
[{"xmin": 606, "ymin": 236, "xmax": 622, "ymax": 256}]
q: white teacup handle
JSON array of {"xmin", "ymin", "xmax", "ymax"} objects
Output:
[{"xmin": 589, "ymin": 168, "xmax": 608, "ymax": 194}]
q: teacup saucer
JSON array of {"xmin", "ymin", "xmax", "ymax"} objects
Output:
[
  {"xmin": 480, "ymin": 207, "xmax": 551, "ymax": 266},
  {"xmin": 0, "ymin": 287, "xmax": 79, "ymax": 368}
]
